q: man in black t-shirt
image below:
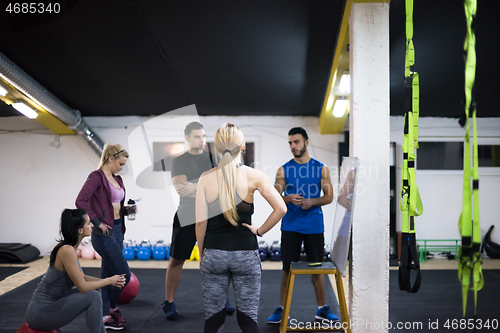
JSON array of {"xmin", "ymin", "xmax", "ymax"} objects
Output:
[{"xmin": 163, "ymin": 121, "xmax": 213, "ymax": 320}]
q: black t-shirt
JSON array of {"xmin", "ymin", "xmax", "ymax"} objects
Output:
[
  {"xmin": 171, "ymin": 151, "xmax": 213, "ymax": 227},
  {"xmin": 171, "ymin": 150, "xmax": 213, "ymax": 182}
]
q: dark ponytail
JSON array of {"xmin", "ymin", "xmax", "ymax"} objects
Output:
[{"xmin": 49, "ymin": 209, "xmax": 87, "ymax": 266}]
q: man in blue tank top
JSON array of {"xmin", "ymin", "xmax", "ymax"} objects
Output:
[{"xmin": 267, "ymin": 127, "xmax": 340, "ymax": 324}]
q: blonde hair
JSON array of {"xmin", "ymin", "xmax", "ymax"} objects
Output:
[
  {"xmin": 214, "ymin": 123, "xmax": 245, "ymax": 226},
  {"xmin": 98, "ymin": 143, "xmax": 129, "ymax": 168}
]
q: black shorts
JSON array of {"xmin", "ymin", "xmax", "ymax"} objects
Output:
[
  {"xmin": 281, "ymin": 230, "xmax": 325, "ymax": 272},
  {"xmin": 169, "ymin": 213, "xmax": 196, "ymax": 260}
]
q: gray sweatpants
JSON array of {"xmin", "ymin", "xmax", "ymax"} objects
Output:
[
  {"xmin": 26, "ymin": 288, "xmax": 105, "ymax": 333},
  {"xmin": 200, "ymin": 249, "xmax": 262, "ymax": 333}
]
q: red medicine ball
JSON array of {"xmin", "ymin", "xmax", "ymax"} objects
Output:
[{"xmin": 117, "ymin": 272, "xmax": 140, "ymax": 304}]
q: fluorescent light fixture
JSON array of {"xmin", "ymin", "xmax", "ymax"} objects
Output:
[
  {"xmin": 0, "ymin": 86, "xmax": 8, "ymax": 96},
  {"xmin": 12, "ymin": 101, "xmax": 38, "ymax": 119},
  {"xmin": 332, "ymin": 98, "xmax": 348, "ymax": 118},
  {"xmin": 339, "ymin": 73, "xmax": 350, "ymax": 94}
]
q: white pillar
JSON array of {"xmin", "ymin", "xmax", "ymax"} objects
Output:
[{"xmin": 349, "ymin": 3, "xmax": 390, "ymax": 333}]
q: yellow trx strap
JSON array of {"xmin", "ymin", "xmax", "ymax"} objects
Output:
[
  {"xmin": 458, "ymin": 0, "xmax": 483, "ymax": 319},
  {"xmin": 398, "ymin": 0, "xmax": 423, "ymax": 294}
]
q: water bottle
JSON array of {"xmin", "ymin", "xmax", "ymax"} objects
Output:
[{"xmin": 127, "ymin": 199, "xmax": 136, "ymax": 220}]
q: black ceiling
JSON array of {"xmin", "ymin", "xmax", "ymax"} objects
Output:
[{"xmin": 0, "ymin": 0, "xmax": 498, "ymax": 120}]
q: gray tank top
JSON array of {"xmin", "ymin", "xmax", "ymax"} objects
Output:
[{"xmin": 31, "ymin": 265, "xmax": 76, "ymax": 305}]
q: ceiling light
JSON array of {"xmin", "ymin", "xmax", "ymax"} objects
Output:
[
  {"xmin": 12, "ymin": 101, "xmax": 38, "ymax": 119},
  {"xmin": 339, "ymin": 73, "xmax": 350, "ymax": 94},
  {"xmin": 0, "ymin": 86, "xmax": 7, "ymax": 96},
  {"xmin": 332, "ymin": 98, "xmax": 348, "ymax": 118}
]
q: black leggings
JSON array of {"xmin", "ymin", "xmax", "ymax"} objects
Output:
[{"xmin": 200, "ymin": 249, "xmax": 261, "ymax": 333}]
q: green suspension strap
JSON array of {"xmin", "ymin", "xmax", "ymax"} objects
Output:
[
  {"xmin": 458, "ymin": 0, "xmax": 483, "ymax": 320},
  {"xmin": 398, "ymin": 0, "xmax": 423, "ymax": 293}
]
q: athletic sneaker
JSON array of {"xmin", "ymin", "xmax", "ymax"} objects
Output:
[
  {"xmin": 267, "ymin": 306, "xmax": 283, "ymax": 324},
  {"xmin": 315, "ymin": 305, "xmax": 340, "ymax": 322},
  {"xmin": 162, "ymin": 300, "xmax": 178, "ymax": 320},
  {"xmin": 110, "ymin": 308, "xmax": 127, "ymax": 328},
  {"xmin": 226, "ymin": 298, "xmax": 236, "ymax": 315},
  {"xmin": 104, "ymin": 315, "xmax": 126, "ymax": 330}
]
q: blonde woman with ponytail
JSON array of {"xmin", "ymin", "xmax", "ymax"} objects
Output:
[
  {"xmin": 75, "ymin": 143, "xmax": 131, "ymax": 330},
  {"xmin": 196, "ymin": 123, "xmax": 286, "ymax": 333}
]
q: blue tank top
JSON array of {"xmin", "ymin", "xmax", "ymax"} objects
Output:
[{"xmin": 281, "ymin": 158, "xmax": 324, "ymax": 234}]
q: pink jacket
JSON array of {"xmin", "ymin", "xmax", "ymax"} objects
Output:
[{"xmin": 75, "ymin": 168, "xmax": 126, "ymax": 234}]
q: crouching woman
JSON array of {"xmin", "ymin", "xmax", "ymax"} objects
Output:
[{"xmin": 25, "ymin": 209, "xmax": 125, "ymax": 333}]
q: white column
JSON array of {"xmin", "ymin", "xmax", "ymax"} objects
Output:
[{"xmin": 349, "ymin": 3, "xmax": 390, "ymax": 333}]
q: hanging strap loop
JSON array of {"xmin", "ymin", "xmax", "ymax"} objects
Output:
[
  {"xmin": 458, "ymin": 0, "xmax": 483, "ymax": 319},
  {"xmin": 398, "ymin": 0, "xmax": 423, "ymax": 294}
]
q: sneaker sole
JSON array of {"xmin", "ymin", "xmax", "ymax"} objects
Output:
[
  {"xmin": 110, "ymin": 317, "xmax": 128, "ymax": 328},
  {"xmin": 268, "ymin": 315, "xmax": 290, "ymax": 324},
  {"xmin": 315, "ymin": 315, "xmax": 340, "ymax": 321},
  {"xmin": 165, "ymin": 312, "xmax": 178, "ymax": 320},
  {"xmin": 104, "ymin": 326, "xmax": 125, "ymax": 330}
]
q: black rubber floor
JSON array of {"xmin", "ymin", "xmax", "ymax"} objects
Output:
[
  {"xmin": 3, "ymin": 266, "xmax": 497, "ymax": 332},
  {"xmin": 0, "ymin": 267, "xmax": 340, "ymax": 333},
  {"xmin": 389, "ymin": 269, "xmax": 500, "ymax": 332}
]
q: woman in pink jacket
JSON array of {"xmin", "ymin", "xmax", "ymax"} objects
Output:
[{"xmin": 76, "ymin": 143, "xmax": 131, "ymax": 330}]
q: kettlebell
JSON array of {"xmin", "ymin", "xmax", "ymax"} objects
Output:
[
  {"xmin": 137, "ymin": 240, "xmax": 152, "ymax": 261},
  {"xmin": 258, "ymin": 240, "xmax": 269, "ymax": 261},
  {"xmin": 77, "ymin": 242, "xmax": 84, "ymax": 257},
  {"xmin": 299, "ymin": 244, "xmax": 307, "ymax": 261},
  {"xmin": 188, "ymin": 244, "xmax": 200, "ymax": 261},
  {"xmin": 81, "ymin": 240, "xmax": 95, "ymax": 260},
  {"xmin": 123, "ymin": 240, "xmax": 136, "ymax": 260},
  {"xmin": 270, "ymin": 240, "xmax": 282, "ymax": 261},
  {"xmin": 153, "ymin": 240, "xmax": 167, "ymax": 260},
  {"xmin": 324, "ymin": 244, "xmax": 331, "ymax": 260}
]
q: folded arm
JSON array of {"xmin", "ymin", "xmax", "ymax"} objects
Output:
[{"xmin": 172, "ymin": 175, "xmax": 197, "ymax": 198}]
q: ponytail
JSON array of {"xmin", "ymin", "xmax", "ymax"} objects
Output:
[
  {"xmin": 49, "ymin": 209, "xmax": 87, "ymax": 266},
  {"xmin": 217, "ymin": 150, "xmax": 239, "ymax": 226},
  {"xmin": 98, "ymin": 143, "xmax": 129, "ymax": 168},
  {"xmin": 214, "ymin": 123, "xmax": 245, "ymax": 226}
]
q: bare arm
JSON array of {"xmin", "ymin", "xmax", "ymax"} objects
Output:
[
  {"xmin": 172, "ymin": 175, "xmax": 198, "ymax": 198},
  {"xmin": 274, "ymin": 166, "xmax": 303, "ymax": 206},
  {"xmin": 243, "ymin": 171, "xmax": 287, "ymax": 236},
  {"xmin": 195, "ymin": 174, "xmax": 209, "ymax": 259},
  {"xmin": 83, "ymin": 275, "xmax": 101, "ymax": 282},
  {"xmin": 59, "ymin": 246, "xmax": 125, "ymax": 293},
  {"xmin": 301, "ymin": 166, "xmax": 334, "ymax": 209}
]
